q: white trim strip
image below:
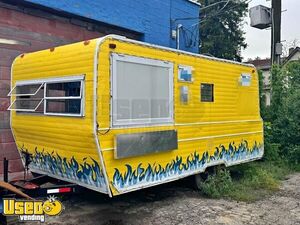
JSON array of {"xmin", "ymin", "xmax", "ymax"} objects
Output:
[
  {"xmin": 15, "ymin": 75, "xmax": 85, "ymax": 85},
  {"xmin": 175, "ymin": 119, "xmax": 262, "ymax": 126},
  {"xmin": 94, "ymin": 36, "xmax": 115, "ymax": 197},
  {"xmin": 47, "ymin": 189, "xmax": 59, "ymax": 194},
  {"xmin": 8, "ymin": 98, "xmax": 44, "ymax": 112},
  {"xmin": 105, "ymin": 35, "xmax": 255, "ymax": 68},
  {"xmin": 44, "ymin": 96, "xmax": 81, "ymax": 100},
  {"xmin": 178, "ymin": 131, "xmax": 263, "ymax": 142},
  {"xmin": 8, "ymin": 83, "xmax": 44, "ymax": 97},
  {"xmin": 43, "ymin": 112, "xmax": 83, "ymax": 117},
  {"xmin": 100, "ymin": 131, "xmax": 263, "ymax": 152},
  {"xmin": 98, "ymin": 119, "xmax": 262, "ymax": 131}
]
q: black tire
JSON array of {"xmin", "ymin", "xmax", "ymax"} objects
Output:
[{"xmin": 194, "ymin": 172, "xmax": 209, "ymax": 190}]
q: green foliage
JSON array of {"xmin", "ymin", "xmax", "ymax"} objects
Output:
[
  {"xmin": 266, "ymin": 61, "xmax": 300, "ymax": 168},
  {"xmin": 201, "ymin": 61, "xmax": 300, "ymax": 199},
  {"xmin": 198, "ymin": 0, "xmax": 248, "ymax": 61},
  {"xmin": 199, "ymin": 162, "xmax": 288, "ymax": 202},
  {"xmin": 285, "ymin": 60, "xmax": 300, "ymax": 88},
  {"xmin": 269, "ymin": 64, "xmax": 286, "ymax": 121},
  {"xmin": 200, "ymin": 169, "xmax": 233, "ymax": 198},
  {"xmin": 228, "ymin": 161, "xmax": 287, "ymax": 202},
  {"xmin": 285, "ymin": 145, "xmax": 300, "ymax": 168},
  {"xmin": 258, "ymin": 70, "xmax": 266, "ymax": 110},
  {"xmin": 264, "ymin": 142, "xmax": 281, "ymax": 162}
]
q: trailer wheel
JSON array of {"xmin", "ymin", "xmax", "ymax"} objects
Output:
[
  {"xmin": 194, "ymin": 172, "xmax": 208, "ymax": 190},
  {"xmin": 194, "ymin": 165, "xmax": 226, "ymax": 190},
  {"xmin": 194, "ymin": 174, "xmax": 203, "ymax": 190}
]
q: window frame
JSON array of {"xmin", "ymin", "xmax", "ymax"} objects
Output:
[
  {"xmin": 9, "ymin": 75, "xmax": 85, "ymax": 117},
  {"xmin": 44, "ymin": 79, "xmax": 84, "ymax": 117},
  {"xmin": 8, "ymin": 83, "xmax": 44, "ymax": 97},
  {"xmin": 111, "ymin": 53, "xmax": 174, "ymax": 127},
  {"xmin": 200, "ymin": 83, "xmax": 214, "ymax": 102},
  {"xmin": 8, "ymin": 98, "xmax": 44, "ymax": 112}
]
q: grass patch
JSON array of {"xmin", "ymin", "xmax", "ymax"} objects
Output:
[
  {"xmin": 199, "ymin": 161, "xmax": 291, "ymax": 202},
  {"xmin": 200, "ymin": 169, "xmax": 233, "ymax": 198}
]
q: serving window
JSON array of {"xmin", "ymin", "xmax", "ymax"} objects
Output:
[
  {"xmin": 8, "ymin": 76, "xmax": 84, "ymax": 117},
  {"xmin": 111, "ymin": 53, "xmax": 174, "ymax": 127}
]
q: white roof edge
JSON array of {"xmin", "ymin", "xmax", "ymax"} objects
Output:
[
  {"xmin": 187, "ymin": 0, "xmax": 201, "ymax": 6},
  {"xmin": 98, "ymin": 35, "xmax": 255, "ymax": 68}
]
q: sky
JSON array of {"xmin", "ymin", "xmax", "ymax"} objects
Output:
[{"xmin": 241, "ymin": 0, "xmax": 300, "ymax": 60}]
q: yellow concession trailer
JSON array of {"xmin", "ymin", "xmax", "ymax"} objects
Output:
[{"xmin": 8, "ymin": 35, "xmax": 264, "ymax": 197}]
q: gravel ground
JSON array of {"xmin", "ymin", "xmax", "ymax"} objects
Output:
[{"xmin": 8, "ymin": 173, "xmax": 300, "ymax": 225}]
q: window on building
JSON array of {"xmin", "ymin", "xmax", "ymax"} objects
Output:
[
  {"xmin": 8, "ymin": 76, "xmax": 84, "ymax": 117},
  {"xmin": 201, "ymin": 83, "xmax": 214, "ymax": 102},
  {"xmin": 111, "ymin": 53, "xmax": 174, "ymax": 126}
]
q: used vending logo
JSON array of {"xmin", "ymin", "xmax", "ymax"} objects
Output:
[{"xmin": 2, "ymin": 196, "xmax": 63, "ymax": 222}]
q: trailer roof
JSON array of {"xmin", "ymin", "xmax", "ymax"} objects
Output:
[{"xmin": 101, "ymin": 35, "xmax": 255, "ymax": 69}]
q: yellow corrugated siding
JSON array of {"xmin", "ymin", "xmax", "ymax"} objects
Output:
[
  {"xmin": 11, "ymin": 36, "xmax": 263, "ymax": 196},
  {"xmin": 97, "ymin": 38, "xmax": 263, "ymax": 195},
  {"xmin": 11, "ymin": 40, "xmax": 102, "ymax": 190}
]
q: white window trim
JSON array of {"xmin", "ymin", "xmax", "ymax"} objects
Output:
[
  {"xmin": 178, "ymin": 65, "xmax": 194, "ymax": 83},
  {"xmin": 44, "ymin": 79, "xmax": 85, "ymax": 117},
  {"xmin": 111, "ymin": 53, "xmax": 174, "ymax": 127},
  {"xmin": 8, "ymin": 75, "xmax": 85, "ymax": 117},
  {"xmin": 8, "ymin": 83, "xmax": 44, "ymax": 97},
  {"xmin": 8, "ymin": 99, "xmax": 44, "ymax": 112}
]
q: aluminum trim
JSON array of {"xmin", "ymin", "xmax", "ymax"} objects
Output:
[
  {"xmin": 14, "ymin": 75, "xmax": 85, "ymax": 85},
  {"xmin": 7, "ymin": 98, "xmax": 44, "ymax": 112},
  {"xmin": 110, "ymin": 53, "xmax": 174, "ymax": 127},
  {"xmin": 100, "ymin": 130, "xmax": 263, "ymax": 152},
  {"xmin": 98, "ymin": 119, "xmax": 262, "ymax": 131},
  {"xmin": 93, "ymin": 36, "xmax": 122, "ymax": 197},
  {"xmin": 114, "ymin": 130, "xmax": 178, "ymax": 159},
  {"xmin": 178, "ymin": 131, "xmax": 263, "ymax": 142},
  {"xmin": 104, "ymin": 35, "xmax": 255, "ymax": 68},
  {"xmin": 8, "ymin": 83, "xmax": 44, "ymax": 97}
]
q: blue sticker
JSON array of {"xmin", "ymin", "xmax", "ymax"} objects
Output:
[
  {"xmin": 240, "ymin": 74, "xmax": 251, "ymax": 86},
  {"xmin": 179, "ymin": 66, "xmax": 193, "ymax": 82}
]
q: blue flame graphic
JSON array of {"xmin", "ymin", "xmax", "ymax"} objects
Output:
[
  {"xmin": 19, "ymin": 146, "xmax": 106, "ymax": 189},
  {"xmin": 112, "ymin": 141, "xmax": 263, "ymax": 190}
]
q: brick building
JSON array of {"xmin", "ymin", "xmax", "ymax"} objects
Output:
[{"xmin": 0, "ymin": 0, "xmax": 200, "ymax": 176}]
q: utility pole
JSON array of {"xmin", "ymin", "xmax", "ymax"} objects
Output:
[{"xmin": 271, "ymin": 0, "xmax": 282, "ymax": 64}]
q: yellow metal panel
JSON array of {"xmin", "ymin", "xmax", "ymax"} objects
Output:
[
  {"xmin": 10, "ymin": 36, "xmax": 264, "ymax": 196},
  {"xmin": 11, "ymin": 40, "xmax": 107, "ymax": 192},
  {"xmin": 96, "ymin": 38, "xmax": 263, "ymax": 196}
]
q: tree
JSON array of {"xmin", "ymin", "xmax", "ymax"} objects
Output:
[
  {"xmin": 268, "ymin": 61, "xmax": 300, "ymax": 166},
  {"xmin": 198, "ymin": 0, "xmax": 248, "ymax": 61}
]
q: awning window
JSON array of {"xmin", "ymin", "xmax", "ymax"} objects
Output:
[
  {"xmin": 8, "ymin": 99, "xmax": 44, "ymax": 112},
  {"xmin": 8, "ymin": 75, "xmax": 84, "ymax": 116},
  {"xmin": 8, "ymin": 83, "xmax": 44, "ymax": 96}
]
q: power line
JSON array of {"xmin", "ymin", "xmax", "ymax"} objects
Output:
[
  {"xmin": 174, "ymin": 0, "xmax": 252, "ymax": 50},
  {"xmin": 173, "ymin": 0, "xmax": 252, "ymax": 22},
  {"xmin": 198, "ymin": 0, "xmax": 251, "ymax": 25}
]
